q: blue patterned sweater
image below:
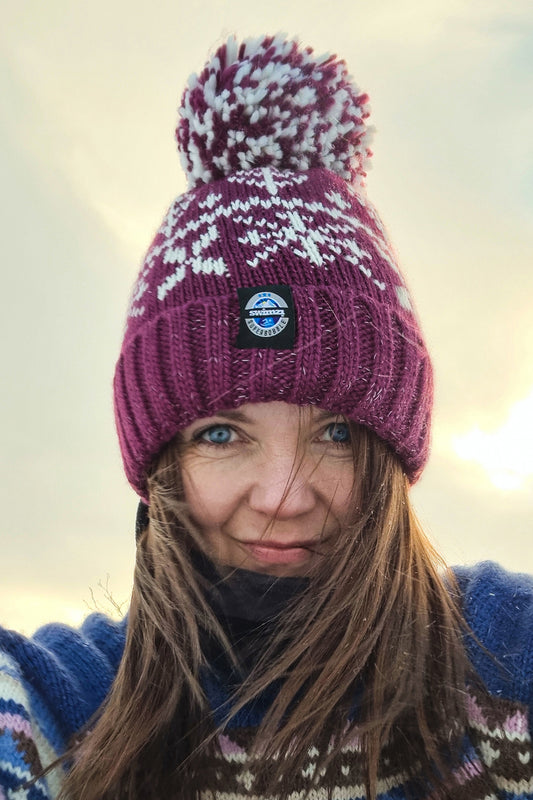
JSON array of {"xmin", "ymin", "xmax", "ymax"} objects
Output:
[{"xmin": 1, "ymin": 561, "xmax": 532, "ymax": 799}]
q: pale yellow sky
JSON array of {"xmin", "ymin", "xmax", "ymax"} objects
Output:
[{"xmin": 1, "ymin": 0, "xmax": 532, "ymax": 633}]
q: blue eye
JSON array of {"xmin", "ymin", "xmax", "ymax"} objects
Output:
[
  {"xmin": 200, "ymin": 425, "xmax": 233, "ymax": 445},
  {"xmin": 326, "ymin": 422, "xmax": 350, "ymax": 444}
]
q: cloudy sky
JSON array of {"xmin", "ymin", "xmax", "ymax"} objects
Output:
[{"xmin": 1, "ymin": 0, "xmax": 532, "ymax": 634}]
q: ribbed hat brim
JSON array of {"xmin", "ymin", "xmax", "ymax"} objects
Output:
[{"xmin": 114, "ymin": 286, "xmax": 432, "ymax": 498}]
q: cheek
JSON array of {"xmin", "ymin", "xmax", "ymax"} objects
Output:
[
  {"xmin": 182, "ymin": 461, "xmax": 243, "ymax": 528},
  {"xmin": 321, "ymin": 464, "xmax": 355, "ymax": 517}
]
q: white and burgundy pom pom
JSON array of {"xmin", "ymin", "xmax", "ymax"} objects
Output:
[{"xmin": 177, "ymin": 34, "xmax": 373, "ymax": 189}]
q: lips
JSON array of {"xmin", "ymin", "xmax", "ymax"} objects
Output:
[{"xmin": 239, "ymin": 539, "xmax": 316, "ymax": 565}]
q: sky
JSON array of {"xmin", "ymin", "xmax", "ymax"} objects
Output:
[{"xmin": 1, "ymin": 0, "xmax": 532, "ymax": 634}]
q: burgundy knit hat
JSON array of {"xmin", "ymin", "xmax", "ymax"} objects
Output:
[{"xmin": 114, "ymin": 34, "xmax": 433, "ymax": 500}]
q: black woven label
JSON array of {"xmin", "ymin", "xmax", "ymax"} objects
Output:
[{"xmin": 236, "ymin": 285, "xmax": 295, "ymax": 349}]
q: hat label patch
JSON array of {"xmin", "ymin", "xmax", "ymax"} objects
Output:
[{"xmin": 236, "ymin": 285, "xmax": 295, "ymax": 349}]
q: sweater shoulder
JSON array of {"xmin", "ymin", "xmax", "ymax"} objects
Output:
[
  {"xmin": 453, "ymin": 561, "xmax": 533, "ymax": 704},
  {"xmin": 0, "ymin": 648, "xmax": 61, "ymax": 797},
  {"xmin": 0, "ymin": 614, "xmax": 126, "ymax": 760}
]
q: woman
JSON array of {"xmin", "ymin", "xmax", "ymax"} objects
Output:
[{"xmin": 1, "ymin": 34, "xmax": 532, "ymax": 800}]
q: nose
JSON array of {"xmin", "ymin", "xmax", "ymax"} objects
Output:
[{"xmin": 247, "ymin": 450, "xmax": 317, "ymax": 519}]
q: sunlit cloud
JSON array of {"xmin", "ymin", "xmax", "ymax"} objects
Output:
[{"xmin": 453, "ymin": 389, "xmax": 533, "ymax": 490}]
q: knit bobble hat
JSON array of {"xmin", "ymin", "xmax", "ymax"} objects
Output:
[{"xmin": 114, "ymin": 34, "xmax": 433, "ymax": 500}]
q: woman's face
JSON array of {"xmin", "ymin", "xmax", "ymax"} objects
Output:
[{"xmin": 180, "ymin": 401, "xmax": 355, "ymax": 576}]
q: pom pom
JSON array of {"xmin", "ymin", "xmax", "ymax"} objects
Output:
[{"xmin": 177, "ymin": 34, "xmax": 372, "ymax": 189}]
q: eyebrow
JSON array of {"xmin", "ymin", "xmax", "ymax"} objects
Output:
[
  {"xmin": 312, "ymin": 411, "xmax": 349, "ymax": 433},
  {"xmin": 202, "ymin": 409, "xmax": 253, "ymax": 424},
  {"xmin": 314, "ymin": 409, "xmax": 346, "ymax": 422}
]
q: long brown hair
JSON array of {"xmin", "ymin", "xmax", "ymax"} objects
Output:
[{"xmin": 59, "ymin": 422, "xmax": 474, "ymax": 799}]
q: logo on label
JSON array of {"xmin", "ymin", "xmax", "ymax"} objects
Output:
[
  {"xmin": 236, "ymin": 284, "xmax": 295, "ymax": 350},
  {"xmin": 243, "ymin": 291, "xmax": 289, "ymax": 338}
]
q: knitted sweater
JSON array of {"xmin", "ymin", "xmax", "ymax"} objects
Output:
[{"xmin": 1, "ymin": 561, "xmax": 532, "ymax": 799}]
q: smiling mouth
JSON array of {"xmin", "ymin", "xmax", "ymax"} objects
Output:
[{"xmin": 240, "ymin": 540, "xmax": 317, "ymax": 565}]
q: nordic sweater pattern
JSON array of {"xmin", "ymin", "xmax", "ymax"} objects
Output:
[{"xmin": 0, "ymin": 562, "xmax": 532, "ymax": 799}]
